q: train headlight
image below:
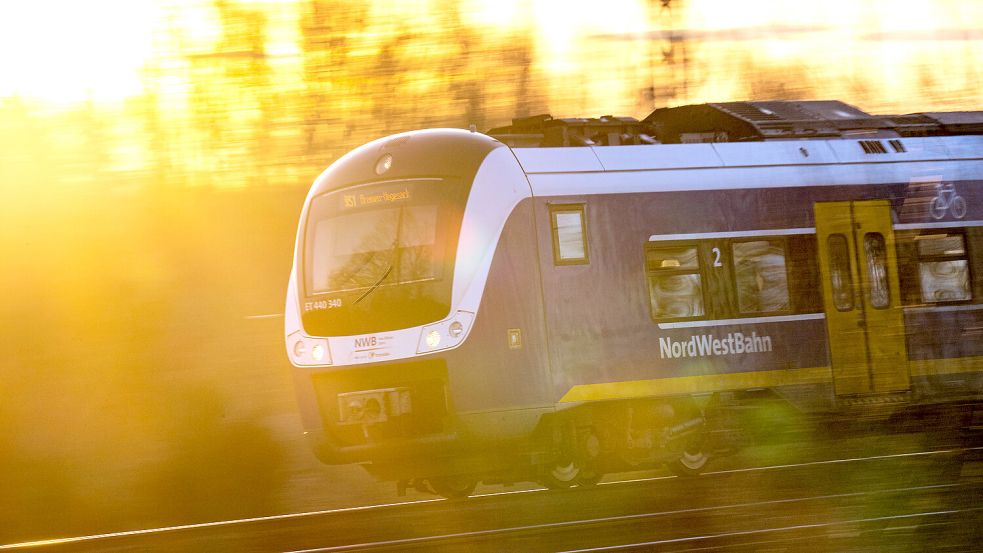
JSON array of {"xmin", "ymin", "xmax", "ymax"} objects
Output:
[
  {"xmin": 287, "ymin": 333, "xmax": 331, "ymax": 366},
  {"xmin": 417, "ymin": 311, "xmax": 475, "ymax": 353},
  {"xmin": 346, "ymin": 398, "xmax": 364, "ymax": 420},
  {"xmin": 425, "ymin": 330, "xmax": 441, "ymax": 349},
  {"xmin": 375, "ymin": 153, "xmax": 393, "ymax": 175}
]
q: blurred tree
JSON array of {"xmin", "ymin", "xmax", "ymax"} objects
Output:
[
  {"xmin": 299, "ymin": 0, "xmax": 542, "ymax": 159},
  {"xmin": 746, "ymin": 61, "xmax": 813, "ymax": 100},
  {"xmin": 181, "ymin": 0, "xmax": 274, "ymax": 186},
  {"xmin": 300, "ymin": 0, "xmax": 372, "ymax": 162}
]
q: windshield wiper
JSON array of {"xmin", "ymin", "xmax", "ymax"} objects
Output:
[
  {"xmin": 353, "ymin": 210, "xmax": 402, "ymax": 305},
  {"xmin": 353, "ymin": 263, "xmax": 393, "ymax": 305}
]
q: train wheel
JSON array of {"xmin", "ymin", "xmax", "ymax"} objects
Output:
[
  {"xmin": 539, "ymin": 459, "xmax": 580, "ymax": 489},
  {"xmin": 539, "ymin": 459, "xmax": 603, "ymax": 489},
  {"xmin": 668, "ymin": 449, "xmax": 709, "ymax": 476},
  {"xmin": 539, "ymin": 427, "xmax": 604, "ymax": 489},
  {"xmin": 428, "ymin": 476, "xmax": 477, "ymax": 499},
  {"xmin": 664, "ymin": 398, "xmax": 711, "ymax": 476},
  {"xmin": 667, "ymin": 435, "xmax": 709, "ymax": 476},
  {"xmin": 575, "ymin": 432, "xmax": 604, "ymax": 486}
]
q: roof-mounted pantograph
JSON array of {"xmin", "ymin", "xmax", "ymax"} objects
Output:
[{"xmin": 487, "ymin": 100, "xmax": 983, "ymax": 148}]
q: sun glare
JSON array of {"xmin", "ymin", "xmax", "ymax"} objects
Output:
[
  {"xmin": 530, "ymin": 0, "xmax": 647, "ymax": 74},
  {"xmin": 0, "ymin": 0, "xmax": 159, "ymax": 104},
  {"xmin": 0, "ymin": 0, "xmax": 979, "ymax": 112},
  {"xmin": 461, "ymin": 0, "xmax": 524, "ymax": 29}
]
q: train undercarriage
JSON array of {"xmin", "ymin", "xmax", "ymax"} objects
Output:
[
  {"xmin": 360, "ymin": 392, "xmax": 769, "ymax": 499},
  {"xmin": 366, "ymin": 389, "xmax": 983, "ymax": 499}
]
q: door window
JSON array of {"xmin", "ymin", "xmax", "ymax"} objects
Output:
[
  {"xmin": 827, "ymin": 234, "xmax": 854, "ymax": 311},
  {"xmin": 863, "ymin": 233, "xmax": 890, "ymax": 309}
]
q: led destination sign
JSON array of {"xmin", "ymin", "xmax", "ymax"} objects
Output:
[{"xmin": 343, "ymin": 188, "xmax": 411, "ymax": 208}]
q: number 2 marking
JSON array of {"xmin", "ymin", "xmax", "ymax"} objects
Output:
[{"xmin": 712, "ymin": 247, "xmax": 722, "ymax": 267}]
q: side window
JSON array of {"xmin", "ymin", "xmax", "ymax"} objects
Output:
[
  {"xmin": 731, "ymin": 240, "xmax": 790, "ymax": 314},
  {"xmin": 549, "ymin": 204, "xmax": 588, "ymax": 265},
  {"xmin": 646, "ymin": 245, "xmax": 705, "ymax": 320},
  {"xmin": 916, "ymin": 233, "xmax": 971, "ymax": 303}
]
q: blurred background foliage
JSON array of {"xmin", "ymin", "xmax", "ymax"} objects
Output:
[{"xmin": 1, "ymin": 0, "xmax": 982, "ymax": 544}]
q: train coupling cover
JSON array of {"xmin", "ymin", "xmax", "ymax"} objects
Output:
[{"xmin": 337, "ymin": 387, "xmax": 412, "ymax": 425}]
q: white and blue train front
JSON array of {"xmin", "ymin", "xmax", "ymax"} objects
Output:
[
  {"xmin": 285, "ymin": 101, "xmax": 983, "ymax": 496},
  {"xmin": 284, "ymin": 129, "xmax": 550, "ymax": 483}
]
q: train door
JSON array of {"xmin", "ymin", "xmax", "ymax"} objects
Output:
[{"xmin": 815, "ymin": 200, "xmax": 910, "ymax": 396}]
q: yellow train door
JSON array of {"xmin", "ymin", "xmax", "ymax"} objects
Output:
[{"xmin": 815, "ymin": 200, "xmax": 910, "ymax": 396}]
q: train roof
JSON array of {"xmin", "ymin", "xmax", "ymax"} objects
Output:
[{"xmin": 486, "ymin": 100, "xmax": 983, "ymax": 147}]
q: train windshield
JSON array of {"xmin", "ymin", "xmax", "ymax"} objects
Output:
[
  {"xmin": 309, "ymin": 203, "xmax": 439, "ymax": 295},
  {"xmin": 302, "ymin": 178, "xmax": 467, "ymax": 335}
]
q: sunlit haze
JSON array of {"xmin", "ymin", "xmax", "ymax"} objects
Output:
[
  {"xmin": 1, "ymin": 0, "xmax": 981, "ymax": 110},
  {"xmin": 0, "ymin": 1, "xmax": 159, "ymax": 103},
  {"xmin": 2, "ymin": 0, "xmax": 982, "ymax": 548}
]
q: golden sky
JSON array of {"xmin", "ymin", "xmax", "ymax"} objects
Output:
[
  {"xmin": 0, "ymin": 0, "xmax": 159, "ymax": 103},
  {"xmin": 1, "ymin": 0, "xmax": 981, "ymax": 110}
]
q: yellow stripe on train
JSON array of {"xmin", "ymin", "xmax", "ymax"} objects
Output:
[{"xmin": 558, "ymin": 356, "xmax": 983, "ymax": 403}]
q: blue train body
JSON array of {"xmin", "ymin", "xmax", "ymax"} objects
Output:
[{"xmin": 284, "ymin": 101, "xmax": 983, "ymax": 495}]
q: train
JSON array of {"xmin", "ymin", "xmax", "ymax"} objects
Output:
[{"xmin": 284, "ymin": 100, "xmax": 983, "ymax": 497}]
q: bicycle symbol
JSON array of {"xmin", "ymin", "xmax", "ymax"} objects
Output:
[{"xmin": 929, "ymin": 182, "xmax": 967, "ymax": 220}]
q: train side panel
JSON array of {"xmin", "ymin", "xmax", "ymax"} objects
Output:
[
  {"xmin": 528, "ymin": 154, "xmax": 983, "ymax": 410},
  {"xmin": 533, "ymin": 188, "xmax": 830, "ymax": 407},
  {"xmin": 442, "ymin": 200, "xmax": 554, "ymax": 436}
]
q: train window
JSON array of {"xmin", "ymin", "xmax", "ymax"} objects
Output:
[
  {"xmin": 311, "ymin": 204, "xmax": 439, "ymax": 293},
  {"xmin": 828, "ymin": 234, "xmax": 854, "ymax": 311},
  {"xmin": 731, "ymin": 240, "xmax": 790, "ymax": 314},
  {"xmin": 549, "ymin": 204, "xmax": 589, "ymax": 265},
  {"xmin": 864, "ymin": 233, "xmax": 890, "ymax": 309},
  {"xmin": 646, "ymin": 245, "xmax": 705, "ymax": 319},
  {"xmin": 916, "ymin": 233, "xmax": 971, "ymax": 303}
]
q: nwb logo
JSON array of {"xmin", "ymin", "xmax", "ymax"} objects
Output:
[{"xmin": 354, "ymin": 337, "xmax": 378, "ymax": 349}]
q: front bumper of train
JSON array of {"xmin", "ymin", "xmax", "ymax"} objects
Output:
[{"xmin": 297, "ymin": 357, "xmax": 464, "ymax": 464}]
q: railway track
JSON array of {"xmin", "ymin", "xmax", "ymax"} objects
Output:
[
  {"xmin": 288, "ymin": 483, "xmax": 979, "ymax": 553},
  {"xmin": 4, "ymin": 436, "xmax": 980, "ymax": 552}
]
